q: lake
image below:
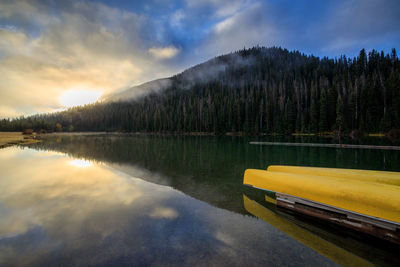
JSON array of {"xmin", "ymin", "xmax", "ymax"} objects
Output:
[{"xmin": 0, "ymin": 134, "xmax": 399, "ymax": 266}]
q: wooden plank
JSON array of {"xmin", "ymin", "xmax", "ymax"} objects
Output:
[
  {"xmin": 249, "ymin": 141, "xmax": 400, "ymax": 151},
  {"xmin": 275, "ymin": 193, "xmax": 400, "ymax": 245}
]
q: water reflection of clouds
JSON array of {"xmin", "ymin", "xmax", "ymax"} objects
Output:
[
  {"xmin": 0, "ymin": 147, "xmax": 334, "ymax": 266},
  {"xmin": 149, "ymin": 207, "xmax": 179, "ymax": 219},
  {"xmin": 0, "ymin": 148, "xmax": 144, "ymax": 238}
]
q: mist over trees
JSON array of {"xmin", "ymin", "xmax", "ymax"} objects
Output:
[{"xmin": 1, "ymin": 47, "xmax": 399, "ymax": 135}]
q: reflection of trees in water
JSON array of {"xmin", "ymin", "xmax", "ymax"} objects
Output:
[
  {"xmin": 28, "ymin": 135, "xmax": 400, "ymax": 214},
  {"xmin": 29, "ymin": 135, "xmax": 255, "ymax": 214}
]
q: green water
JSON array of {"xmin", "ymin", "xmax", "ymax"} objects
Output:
[{"xmin": 0, "ymin": 134, "xmax": 399, "ymax": 266}]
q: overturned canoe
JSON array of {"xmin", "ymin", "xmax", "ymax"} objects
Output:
[
  {"xmin": 267, "ymin": 165, "xmax": 400, "ymax": 186},
  {"xmin": 243, "ymin": 166, "xmax": 400, "ymax": 244}
]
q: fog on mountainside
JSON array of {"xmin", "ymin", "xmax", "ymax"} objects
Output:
[
  {"xmin": 103, "ymin": 78, "xmax": 172, "ymax": 103},
  {"xmin": 103, "ymin": 50, "xmax": 257, "ymax": 102}
]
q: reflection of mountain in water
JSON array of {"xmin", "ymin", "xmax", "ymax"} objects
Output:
[
  {"xmin": 28, "ymin": 134, "xmax": 400, "ymax": 215},
  {"xmin": 29, "ymin": 135, "xmax": 258, "ymax": 214}
]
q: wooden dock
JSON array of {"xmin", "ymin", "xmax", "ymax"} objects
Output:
[{"xmin": 249, "ymin": 141, "xmax": 400, "ymax": 150}]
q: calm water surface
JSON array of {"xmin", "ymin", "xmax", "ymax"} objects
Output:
[{"xmin": 1, "ymin": 134, "xmax": 399, "ymax": 266}]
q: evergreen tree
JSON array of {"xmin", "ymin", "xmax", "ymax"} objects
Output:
[
  {"xmin": 335, "ymin": 95, "xmax": 345, "ymax": 133},
  {"xmin": 319, "ymin": 88, "xmax": 328, "ymax": 132},
  {"xmin": 310, "ymin": 87, "xmax": 319, "ymax": 133}
]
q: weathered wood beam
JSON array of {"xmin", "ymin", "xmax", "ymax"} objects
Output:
[{"xmin": 276, "ymin": 193, "xmax": 400, "ymax": 245}]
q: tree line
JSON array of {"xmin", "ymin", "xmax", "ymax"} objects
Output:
[{"xmin": 1, "ymin": 46, "xmax": 399, "ymax": 135}]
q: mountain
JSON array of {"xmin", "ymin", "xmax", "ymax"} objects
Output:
[
  {"xmin": 1, "ymin": 46, "xmax": 400, "ymax": 135},
  {"xmin": 104, "ymin": 47, "xmax": 278, "ymax": 103},
  {"xmin": 103, "ymin": 48, "xmax": 258, "ymax": 102}
]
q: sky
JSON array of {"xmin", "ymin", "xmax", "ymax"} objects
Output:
[{"xmin": 0, "ymin": 0, "xmax": 399, "ymax": 118}]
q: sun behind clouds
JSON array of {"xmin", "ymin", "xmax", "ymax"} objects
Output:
[{"xmin": 59, "ymin": 89, "xmax": 102, "ymax": 108}]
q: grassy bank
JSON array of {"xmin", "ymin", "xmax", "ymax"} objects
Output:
[{"xmin": 0, "ymin": 132, "xmax": 40, "ymax": 149}]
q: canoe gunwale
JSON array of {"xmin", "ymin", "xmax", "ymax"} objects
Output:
[
  {"xmin": 244, "ymin": 183, "xmax": 400, "ymax": 244},
  {"xmin": 276, "ymin": 192, "xmax": 400, "ymax": 230},
  {"xmin": 244, "ymin": 183, "xmax": 400, "ymax": 228}
]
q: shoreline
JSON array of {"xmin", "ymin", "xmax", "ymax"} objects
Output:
[
  {"xmin": 0, "ymin": 132, "xmax": 41, "ymax": 149},
  {"xmin": 41, "ymin": 131, "xmax": 397, "ymax": 139},
  {"xmin": 0, "ymin": 130, "xmax": 397, "ymax": 141},
  {"xmin": 18, "ymin": 131, "xmax": 398, "ymax": 151}
]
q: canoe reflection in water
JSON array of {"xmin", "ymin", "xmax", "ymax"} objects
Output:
[{"xmin": 243, "ymin": 194, "xmax": 372, "ymax": 267}]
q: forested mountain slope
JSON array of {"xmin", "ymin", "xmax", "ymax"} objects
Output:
[
  {"xmin": 1, "ymin": 46, "xmax": 400, "ymax": 134},
  {"xmin": 103, "ymin": 78, "xmax": 172, "ymax": 102}
]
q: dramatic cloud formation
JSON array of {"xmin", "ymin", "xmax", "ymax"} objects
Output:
[
  {"xmin": 0, "ymin": 0, "xmax": 180, "ymax": 117},
  {"xmin": 314, "ymin": 0, "xmax": 400, "ymax": 54},
  {"xmin": 0, "ymin": 0, "xmax": 399, "ymax": 117}
]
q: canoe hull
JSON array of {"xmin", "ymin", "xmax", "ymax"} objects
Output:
[{"xmin": 243, "ymin": 166, "xmax": 400, "ymax": 244}]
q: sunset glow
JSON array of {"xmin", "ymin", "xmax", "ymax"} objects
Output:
[{"xmin": 60, "ymin": 90, "xmax": 102, "ymax": 108}]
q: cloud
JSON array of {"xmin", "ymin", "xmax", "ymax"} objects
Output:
[
  {"xmin": 313, "ymin": 0, "xmax": 400, "ymax": 54},
  {"xmin": 185, "ymin": 0, "xmax": 250, "ymax": 18},
  {"xmin": 200, "ymin": 2, "xmax": 282, "ymax": 58},
  {"xmin": 148, "ymin": 45, "xmax": 181, "ymax": 59},
  {"xmin": 198, "ymin": 0, "xmax": 400, "ymax": 59},
  {"xmin": 0, "ymin": 0, "xmax": 181, "ymax": 118},
  {"xmin": 170, "ymin": 9, "xmax": 185, "ymax": 28}
]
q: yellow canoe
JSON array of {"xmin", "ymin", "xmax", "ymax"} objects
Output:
[
  {"xmin": 243, "ymin": 168, "xmax": 400, "ymax": 223},
  {"xmin": 267, "ymin": 165, "xmax": 400, "ymax": 186}
]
